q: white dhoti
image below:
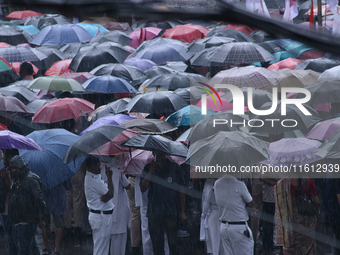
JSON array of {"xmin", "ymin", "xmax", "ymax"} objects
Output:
[{"xmin": 110, "ymin": 232, "xmax": 127, "ymax": 255}]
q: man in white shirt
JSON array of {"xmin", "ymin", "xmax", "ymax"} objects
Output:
[
  {"xmin": 84, "ymin": 156, "xmax": 114, "ymax": 255},
  {"xmin": 214, "ymin": 175, "xmax": 254, "ymax": 255}
]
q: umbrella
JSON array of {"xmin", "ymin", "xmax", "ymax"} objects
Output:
[
  {"xmin": 206, "ymin": 42, "xmax": 274, "ymax": 65},
  {"xmin": 262, "ymin": 138, "xmax": 322, "ymax": 166},
  {"xmin": 0, "ymin": 25, "xmax": 32, "ymax": 45},
  {"xmin": 188, "ymin": 110, "xmax": 249, "ymax": 143},
  {"xmin": 63, "ymin": 125, "xmax": 136, "ymax": 163},
  {"xmin": 225, "ymin": 23, "xmax": 257, "ymax": 35},
  {"xmin": 119, "ymin": 119, "xmax": 177, "ymax": 134},
  {"xmin": 44, "ymin": 59, "xmax": 72, "ymax": 76},
  {"xmin": 299, "ymin": 49, "xmax": 324, "ymax": 60},
  {"xmin": 0, "ymin": 46, "xmax": 47, "ymax": 62},
  {"xmin": 294, "ymin": 58, "xmax": 340, "ymax": 73},
  {"xmin": 306, "ymin": 118, "xmax": 340, "ymax": 141},
  {"xmin": 194, "ymin": 92, "xmax": 240, "ymax": 112},
  {"xmin": 90, "ymin": 98, "xmax": 131, "ymax": 121},
  {"xmin": 0, "ymin": 65, "xmax": 20, "ymax": 86},
  {"xmin": 274, "ymin": 69, "xmax": 320, "ymax": 88},
  {"xmin": 207, "ymin": 26, "xmax": 253, "ymax": 41},
  {"xmin": 90, "ymin": 63, "xmax": 147, "ymax": 86},
  {"xmin": 126, "ymin": 90, "xmax": 188, "ymax": 115},
  {"xmin": 0, "ymin": 124, "xmax": 8, "ymax": 131},
  {"xmin": 258, "ymin": 41, "xmax": 286, "ymax": 54},
  {"xmin": 176, "ymin": 128, "xmax": 191, "ymax": 142},
  {"xmin": 0, "ymin": 95, "xmax": 29, "ymax": 113},
  {"xmin": 128, "ymin": 27, "xmax": 162, "ymax": 48},
  {"xmin": 90, "ymin": 30, "xmax": 132, "ymax": 45},
  {"xmin": 187, "ymin": 36, "xmax": 236, "ymax": 53},
  {"xmin": 60, "ymin": 72, "xmax": 95, "ymax": 83},
  {"xmin": 189, "ymin": 47, "xmax": 220, "ymax": 67},
  {"xmin": 16, "ymin": 25, "xmax": 40, "ymax": 37},
  {"xmin": 0, "ymin": 42, "xmax": 11, "ymax": 47},
  {"xmin": 318, "ymin": 65, "xmax": 340, "ymax": 80},
  {"xmin": 80, "ymin": 114, "xmax": 133, "ymax": 135},
  {"xmin": 250, "ymin": 30, "xmax": 273, "ymax": 43},
  {"xmin": 26, "ymin": 98, "xmax": 54, "ymax": 114},
  {"xmin": 132, "ymin": 19, "xmax": 184, "ymax": 30},
  {"xmin": 32, "ymin": 98, "xmax": 95, "ymax": 123},
  {"xmin": 121, "ymin": 149, "xmax": 154, "ymax": 175},
  {"xmin": 58, "ymin": 43, "xmax": 83, "ymax": 58},
  {"xmin": 267, "ymin": 58, "xmax": 303, "ymax": 70},
  {"xmin": 76, "ymin": 23, "xmax": 109, "ymax": 36},
  {"xmin": 123, "ymin": 135, "xmax": 188, "ymax": 157},
  {"xmin": 173, "ymin": 86, "xmax": 207, "ymax": 104},
  {"xmin": 0, "ymin": 86, "xmax": 35, "ymax": 104},
  {"xmin": 69, "ymin": 44, "xmax": 130, "ymax": 72},
  {"xmin": 28, "ymin": 76, "xmax": 85, "ymax": 92},
  {"xmin": 138, "ymin": 73, "xmax": 207, "ymax": 93},
  {"xmin": 210, "ymin": 66, "xmax": 279, "ymax": 89},
  {"xmin": 0, "ymin": 130, "xmax": 41, "ymax": 150},
  {"xmin": 315, "ymin": 129, "xmax": 340, "ymax": 159},
  {"xmin": 24, "ymin": 14, "xmax": 70, "ymax": 29},
  {"xmin": 82, "ymin": 75, "xmax": 137, "ymax": 94},
  {"xmin": 20, "ymin": 129, "xmax": 83, "ymax": 189},
  {"xmin": 162, "ymin": 24, "xmax": 209, "ymax": 43},
  {"xmin": 123, "ymin": 58, "xmax": 156, "ymax": 71},
  {"xmin": 188, "ymin": 131, "xmax": 269, "ymax": 170},
  {"xmin": 30, "ymin": 24, "xmax": 92, "ymax": 46},
  {"xmin": 166, "ymin": 105, "xmax": 215, "ymax": 127},
  {"xmin": 304, "ymin": 80, "xmax": 340, "ymax": 105},
  {"xmin": 163, "ymin": 61, "xmax": 188, "ymax": 72},
  {"xmin": 35, "ymin": 47, "xmax": 68, "ymax": 73},
  {"xmin": 145, "ymin": 66, "xmax": 177, "ymax": 77},
  {"xmin": 6, "ymin": 10, "xmax": 43, "ymax": 20}
]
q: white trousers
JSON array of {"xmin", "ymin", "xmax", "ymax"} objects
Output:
[
  {"xmin": 110, "ymin": 232, "xmax": 127, "ymax": 255},
  {"xmin": 206, "ymin": 210, "xmax": 221, "ymax": 255},
  {"xmin": 89, "ymin": 212, "xmax": 112, "ymax": 255},
  {"xmin": 220, "ymin": 222, "xmax": 254, "ymax": 255}
]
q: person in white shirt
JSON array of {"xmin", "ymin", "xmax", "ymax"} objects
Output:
[
  {"xmin": 84, "ymin": 156, "xmax": 114, "ymax": 255},
  {"xmin": 214, "ymin": 175, "xmax": 254, "ymax": 255}
]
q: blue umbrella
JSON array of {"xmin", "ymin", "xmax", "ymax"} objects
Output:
[
  {"xmin": 30, "ymin": 24, "xmax": 92, "ymax": 46},
  {"xmin": 80, "ymin": 114, "xmax": 134, "ymax": 135},
  {"xmin": 166, "ymin": 105, "xmax": 215, "ymax": 127},
  {"xmin": 16, "ymin": 25, "xmax": 40, "ymax": 36},
  {"xmin": 19, "ymin": 129, "xmax": 84, "ymax": 190},
  {"xmin": 123, "ymin": 58, "xmax": 156, "ymax": 71},
  {"xmin": 82, "ymin": 75, "xmax": 137, "ymax": 94},
  {"xmin": 76, "ymin": 23, "xmax": 109, "ymax": 36}
]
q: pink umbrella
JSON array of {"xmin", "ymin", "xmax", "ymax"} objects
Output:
[
  {"xmin": 306, "ymin": 118, "xmax": 340, "ymax": 141},
  {"xmin": 60, "ymin": 72, "xmax": 95, "ymax": 83},
  {"xmin": 11, "ymin": 61, "xmax": 39, "ymax": 75},
  {"xmin": 128, "ymin": 27, "xmax": 162, "ymax": 48},
  {"xmin": 44, "ymin": 59, "xmax": 72, "ymax": 76},
  {"xmin": 162, "ymin": 24, "xmax": 209, "ymax": 43},
  {"xmin": 267, "ymin": 58, "xmax": 302, "ymax": 70}
]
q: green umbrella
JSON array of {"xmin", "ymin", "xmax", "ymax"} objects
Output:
[{"xmin": 27, "ymin": 76, "xmax": 85, "ymax": 91}]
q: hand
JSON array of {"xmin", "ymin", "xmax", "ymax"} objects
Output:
[{"xmin": 105, "ymin": 165, "xmax": 113, "ymax": 178}]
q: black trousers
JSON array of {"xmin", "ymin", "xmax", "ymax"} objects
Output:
[
  {"xmin": 260, "ymin": 202, "xmax": 275, "ymax": 250},
  {"xmin": 148, "ymin": 215, "xmax": 178, "ymax": 255},
  {"xmin": 332, "ymin": 220, "xmax": 340, "ymax": 255}
]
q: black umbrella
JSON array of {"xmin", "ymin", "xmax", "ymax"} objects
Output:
[
  {"xmin": 250, "ymin": 30, "xmax": 274, "ymax": 43},
  {"xmin": 58, "ymin": 43, "xmax": 84, "ymax": 58},
  {"xmin": 131, "ymin": 19, "xmax": 184, "ymax": 30},
  {"xmin": 187, "ymin": 36, "xmax": 236, "ymax": 52},
  {"xmin": 0, "ymin": 85, "xmax": 35, "ymax": 104},
  {"xmin": 90, "ymin": 63, "xmax": 147, "ymax": 86},
  {"xmin": 258, "ymin": 41, "xmax": 286, "ymax": 54},
  {"xmin": 190, "ymin": 47, "xmax": 220, "ymax": 67},
  {"xmin": 119, "ymin": 119, "xmax": 177, "ymax": 134},
  {"xmin": 24, "ymin": 14, "xmax": 71, "ymax": 29},
  {"xmin": 0, "ymin": 25, "xmax": 32, "ymax": 45},
  {"xmin": 294, "ymin": 58, "xmax": 340, "ymax": 73},
  {"xmin": 0, "ymin": 70, "xmax": 20, "ymax": 87},
  {"xmin": 145, "ymin": 66, "xmax": 177, "ymax": 77},
  {"xmin": 126, "ymin": 90, "xmax": 188, "ymax": 115},
  {"xmin": 207, "ymin": 26, "xmax": 254, "ymax": 42},
  {"xmin": 122, "ymin": 134, "xmax": 188, "ymax": 157},
  {"xmin": 315, "ymin": 129, "xmax": 340, "ymax": 159},
  {"xmin": 173, "ymin": 86, "xmax": 206, "ymax": 104},
  {"xmin": 304, "ymin": 80, "xmax": 340, "ymax": 105},
  {"xmin": 69, "ymin": 44, "xmax": 130, "ymax": 72},
  {"xmin": 0, "ymin": 46, "xmax": 47, "ymax": 63},
  {"xmin": 35, "ymin": 47, "xmax": 68, "ymax": 74},
  {"xmin": 91, "ymin": 98, "xmax": 131, "ymax": 121},
  {"xmin": 90, "ymin": 30, "xmax": 132, "ymax": 45}
]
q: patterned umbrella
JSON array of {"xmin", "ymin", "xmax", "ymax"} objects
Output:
[
  {"xmin": 0, "ymin": 26, "xmax": 32, "ymax": 45},
  {"xmin": 44, "ymin": 59, "xmax": 72, "ymax": 76},
  {"xmin": 306, "ymin": 118, "xmax": 340, "ymax": 141},
  {"xmin": 0, "ymin": 46, "xmax": 47, "ymax": 62},
  {"xmin": 162, "ymin": 24, "xmax": 209, "ymax": 43},
  {"xmin": 28, "ymin": 76, "xmax": 85, "ymax": 92},
  {"xmin": 6, "ymin": 10, "xmax": 43, "ymax": 20}
]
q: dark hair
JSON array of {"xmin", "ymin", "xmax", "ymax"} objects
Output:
[
  {"xmin": 83, "ymin": 155, "xmax": 100, "ymax": 168},
  {"xmin": 19, "ymin": 62, "xmax": 34, "ymax": 78},
  {"xmin": 3, "ymin": 149, "xmax": 19, "ymax": 158}
]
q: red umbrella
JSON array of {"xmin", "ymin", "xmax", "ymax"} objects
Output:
[
  {"xmin": 32, "ymin": 98, "xmax": 95, "ymax": 123},
  {"xmin": 11, "ymin": 62, "xmax": 39, "ymax": 75},
  {"xmin": 224, "ymin": 23, "xmax": 258, "ymax": 35},
  {"xmin": 0, "ymin": 95, "xmax": 29, "ymax": 113},
  {"xmin": 129, "ymin": 27, "xmax": 162, "ymax": 48},
  {"xmin": 45, "ymin": 59, "xmax": 72, "ymax": 76},
  {"xmin": 60, "ymin": 72, "xmax": 95, "ymax": 83},
  {"xmin": 267, "ymin": 58, "xmax": 303, "ymax": 70},
  {"xmin": 6, "ymin": 10, "xmax": 43, "ymax": 20},
  {"xmin": 162, "ymin": 24, "xmax": 209, "ymax": 43},
  {"xmin": 0, "ymin": 123, "xmax": 8, "ymax": 131},
  {"xmin": 299, "ymin": 49, "xmax": 325, "ymax": 60}
]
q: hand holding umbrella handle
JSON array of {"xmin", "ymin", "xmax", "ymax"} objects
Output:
[{"xmin": 105, "ymin": 165, "xmax": 113, "ymax": 178}]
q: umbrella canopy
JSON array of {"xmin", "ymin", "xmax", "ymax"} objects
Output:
[
  {"xmin": 0, "ymin": 94, "xmax": 29, "ymax": 113},
  {"xmin": 24, "ymin": 14, "xmax": 70, "ymax": 29},
  {"xmin": 16, "ymin": 25, "xmax": 40, "ymax": 37},
  {"xmin": 32, "ymin": 98, "xmax": 95, "ymax": 123},
  {"xmin": 189, "ymin": 47, "xmax": 219, "ymax": 67},
  {"xmin": 132, "ymin": 19, "xmax": 184, "ymax": 30},
  {"xmin": 119, "ymin": 119, "xmax": 177, "ymax": 134},
  {"xmin": 76, "ymin": 23, "xmax": 109, "ymax": 36},
  {"xmin": 60, "ymin": 72, "xmax": 95, "ymax": 83},
  {"xmin": 315, "ymin": 129, "xmax": 340, "ymax": 159},
  {"xmin": 194, "ymin": 92, "xmax": 239, "ymax": 112},
  {"xmin": 188, "ymin": 110, "xmax": 249, "ymax": 143},
  {"xmin": 210, "ymin": 66, "xmax": 279, "ymax": 89},
  {"xmin": 206, "ymin": 27, "xmax": 254, "ymax": 42},
  {"xmin": 6, "ymin": 10, "xmax": 43, "ymax": 20},
  {"xmin": 0, "ymin": 85, "xmax": 35, "ymax": 104},
  {"xmin": 0, "ymin": 130, "xmax": 42, "ymax": 150},
  {"xmin": 90, "ymin": 63, "xmax": 147, "ymax": 86},
  {"xmin": 263, "ymin": 138, "xmax": 322, "ymax": 166},
  {"xmin": 28, "ymin": 76, "xmax": 85, "ymax": 92},
  {"xmin": 274, "ymin": 69, "xmax": 320, "ymax": 88},
  {"xmin": 294, "ymin": 58, "xmax": 340, "ymax": 73},
  {"xmin": 145, "ymin": 66, "xmax": 177, "ymax": 77},
  {"xmin": 258, "ymin": 41, "xmax": 286, "ymax": 54},
  {"xmin": 0, "ymin": 46, "xmax": 47, "ymax": 62},
  {"xmin": 126, "ymin": 90, "xmax": 188, "ymax": 115},
  {"xmin": 318, "ymin": 65, "xmax": 340, "ymax": 80},
  {"xmin": 30, "ymin": 24, "xmax": 92, "ymax": 46},
  {"xmin": 305, "ymin": 80, "xmax": 340, "ymax": 105},
  {"xmin": 123, "ymin": 58, "xmax": 156, "ymax": 71},
  {"xmin": 166, "ymin": 105, "xmax": 215, "ymax": 127},
  {"xmin": 173, "ymin": 86, "xmax": 207, "ymax": 104},
  {"xmin": 80, "ymin": 114, "xmax": 133, "ymax": 135},
  {"xmin": 64, "ymin": 125, "xmax": 137, "ymax": 163},
  {"xmin": 0, "ymin": 68, "xmax": 20, "ymax": 87},
  {"xmin": 35, "ymin": 47, "xmax": 68, "ymax": 72},
  {"xmin": 306, "ymin": 118, "xmax": 340, "ymax": 141},
  {"xmin": 176, "ymin": 128, "xmax": 191, "ymax": 142},
  {"xmin": 0, "ymin": 124, "xmax": 8, "ymax": 131},
  {"xmin": 82, "ymin": 75, "xmax": 137, "ymax": 94},
  {"xmin": 90, "ymin": 98, "xmax": 131, "ymax": 121},
  {"xmin": 58, "ymin": 43, "xmax": 83, "ymax": 58},
  {"xmin": 267, "ymin": 58, "xmax": 303, "ymax": 70},
  {"xmin": 129, "ymin": 27, "xmax": 162, "ymax": 48},
  {"xmin": 0, "ymin": 26, "xmax": 32, "ymax": 45},
  {"xmin": 250, "ymin": 30, "xmax": 273, "ymax": 43},
  {"xmin": 44, "ymin": 58, "xmax": 72, "ymax": 76},
  {"xmin": 188, "ymin": 131, "xmax": 269, "ymax": 169},
  {"xmin": 90, "ymin": 30, "xmax": 132, "ymax": 45},
  {"xmin": 20, "ymin": 129, "xmax": 83, "ymax": 189},
  {"xmin": 225, "ymin": 23, "xmax": 257, "ymax": 35},
  {"xmin": 187, "ymin": 36, "xmax": 236, "ymax": 53},
  {"xmin": 206, "ymin": 42, "xmax": 274, "ymax": 65},
  {"xmin": 121, "ymin": 149, "xmax": 154, "ymax": 175},
  {"xmin": 123, "ymin": 135, "xmax": 188, "ymax": 157},
  {"xmin": 69, "ymin": 44, "xmax": 130, "ymax": 72},
  {"xmin": 162, "ymin": 24, "xmax": 209, "ymax": 43}
]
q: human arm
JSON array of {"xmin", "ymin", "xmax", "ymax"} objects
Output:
[
  {"xmin": 101, "ymin": 165, "xmax": 114, "ymax": 202},
  {"xmin": 140, "ymin": 163, "xmax": 156, "ymax": 192}
]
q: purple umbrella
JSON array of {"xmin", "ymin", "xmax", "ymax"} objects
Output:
[
  {"xmin": 123, "ymin": 57, "xmax": 156, "ymax": 71},
  {"xmin": 80, "ymin": 114, "xmax": 133, "ymax": 135},
  {"xmin": 262, "ymin": 137, "xmax": 322, "ymax": 166},
  {"xmin": 0, "ymin": 130, "xmax": 42, "ymax": 150},
  {"xmin": 306, "ymin": 118, "xmax": 340, "ymax": 141}
]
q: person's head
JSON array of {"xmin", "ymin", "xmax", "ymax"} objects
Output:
[
  {"xmin": 19, "ymin": 62, "xmax": 34, "ymax": 80},
  {"xmin": 9, "ymin": 155, "xmax": 29, "ymax": 180},
  {"xmin": 3, "ymin": 149, "xmax": 19, "ymax": 167},
  {"xmin": 84, "ymin": 156, "xmax": 101, "ymax": 174}
]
